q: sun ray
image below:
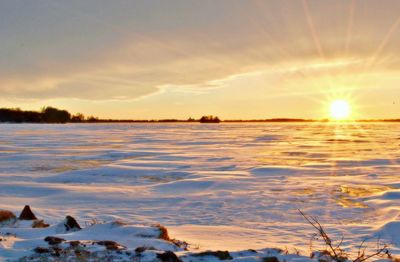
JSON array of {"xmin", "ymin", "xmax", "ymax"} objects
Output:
[
  {"xmin": 366, "ymin": 15, "xmax": 400, "ymax": 69},
  {"xmin": 344, "ymin": 0, "xmax": 357, "ymax": 56},
  {"xmin": 301, "ymin": 0, "xmax": 325, "ymax": 59}
]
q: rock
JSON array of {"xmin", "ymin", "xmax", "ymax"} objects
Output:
[
  {"xmin": 19, "ymin": 205, "xmax": 37, "ymax": 220},
  {"xmin": 157, "ymin": 251, "xmax": 182, "ymax": 262},
  {"xmin": 193, "ymin": 251, "xmax": 233, "ymax": 260},
  {"xmin": 74, "ymin": 249, "xmax": 91, "ymax": 259},
  {"xmin": 135, "ymin": 246, "xmax": 156, "ymax": 253},
  {"xmin": 51, "ymin": 246, "xmax": 62, "ymax": 257},
  {"xmin": 263, "ymin": 257, "xmax": 280, "ymax": 262},
  {"xmin": 69, "ymin": 241, "xmax": 81, "ymax": 248},
  {"xmin": 34, "ymin": 247, "xmax": 50, "ymax": 254},
  {"xmin": 44, "ymin": 236, "xmax": 65, "ymax": 245},
  {"xmin": 0, "ymin": 210, "xmax": 16, "ymax": 225},
  {"xmin": 95, "ymin": 240, "xmax": 125, "ymax": 250},
  {"xmin": 56, "ymin": 215, "xmax": 81, "ymax": 233},
  {"xmin": 32, "ymin": 219, "xmax": 49, "ymax": 228},
  {"xmin": 65, "ymin": 215, "xmax": 81, "ymax": 231},
  {"xmin": 135, "ymin": 247, "xmax": 147, "ymax": 253}
]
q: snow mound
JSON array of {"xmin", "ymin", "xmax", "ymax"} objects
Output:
[
  {"xmin": 0, "ymin": 209, "xmax": 331, "ymax": 262},
  {"xmin": 0, "ymin": 214, "xmax": 184, "ymax": 261},
  {"xmin": 376, "ymin": 221, "xmax": 400, "ymax": 246}
]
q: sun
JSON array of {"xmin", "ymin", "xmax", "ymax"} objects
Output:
[{"xmin": 330, "ymin": 100, "xmax": 351, "ymax": 120}]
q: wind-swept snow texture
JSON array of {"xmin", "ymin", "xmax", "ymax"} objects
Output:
[{"xmin": 0, "ymin": 123, "xmax": 400, "ymax": 260}]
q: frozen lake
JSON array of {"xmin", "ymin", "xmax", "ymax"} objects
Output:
[{"xmin": 1, "ymin": 123, "xmax": 400, "ymax": 255}]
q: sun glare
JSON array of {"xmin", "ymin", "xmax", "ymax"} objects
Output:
[{"xmin": 330, "ymin": 100, "xmax": 351, "ymax": 120}]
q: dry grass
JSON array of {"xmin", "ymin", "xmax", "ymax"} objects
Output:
[
  {"xmin": 32, "ymin": 220, "xmax": 49, "ymax": 228},
  {"xmin": 111, "ymin": 219, "xmax": 127, "ymax": 226},
  {"xmin": 84, "ymin": 218, "xmax": 105, "ymax": 227},
  {"xmin": 153, "ymin": 224, "xmax": 189, "ymax": 250},
  {"xmin": 154, "ymin": 224, "xmax": 170, "ymax": 241},
  {"xmin": 299, "ymin": 209, "xmax": 391, "ymax": 262}
]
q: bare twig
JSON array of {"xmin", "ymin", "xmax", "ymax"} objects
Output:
[
  {"xmin": 298, "ymin": 209, "xmax": 342, "ymax": 260},
  {"xmin": 298, "ymin": 209, "xmax": 391, "ymax": 262},
  {"xmin": 353, "ymin": 238, "xmax": 389, "ymax": 262},
  {"xmin": 357, "ymin": 239, "xmax": 367, "ymax": 259}
]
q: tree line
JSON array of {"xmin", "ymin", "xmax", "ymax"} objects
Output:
[
  {"xmin": 0, "ymin": 107, "xmax": 79, "ymax": 123},
  {"xmin": 0, "ymin": 107, "xmax": 223, "ymax": 124}
]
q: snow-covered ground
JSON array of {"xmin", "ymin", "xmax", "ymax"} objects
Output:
[
  {"xmin": 0, "ymin": 123, "xmax": 399, "ymax": 260},
  {"xmin": 0, "ymin": 210, "xmax": 317, "ymax": 261}
]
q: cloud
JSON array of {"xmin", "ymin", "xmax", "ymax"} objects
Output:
[{"xmin": 1, "ymin": 0, "xmax": 400, "ymax": 101}]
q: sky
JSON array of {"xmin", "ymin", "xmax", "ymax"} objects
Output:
[{"xmin": 1, "ymin": 0, "xmax": 399, "ymax": 119}]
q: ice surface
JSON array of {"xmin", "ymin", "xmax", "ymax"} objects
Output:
[{"xmin": 0, "ymin": 123, "xmax": 400, "ymax": 260}]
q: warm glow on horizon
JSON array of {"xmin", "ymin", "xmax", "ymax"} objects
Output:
[{"xmin": 330, "ymin": 100, "xmax": 351, "ymax": 120}]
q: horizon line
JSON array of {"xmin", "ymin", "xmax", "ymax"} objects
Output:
[{"xmin": 66, "ymin": 118, "xmax": 400, "ymax": 123}]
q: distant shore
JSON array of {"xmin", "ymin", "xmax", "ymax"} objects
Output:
[
  {"xmin": 63, "ymin": 119, "xmax": 400, "ymax": 123},
  {"xmin": 1, "ymin": 107, "xmax": 399, "ymax": 123}
]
